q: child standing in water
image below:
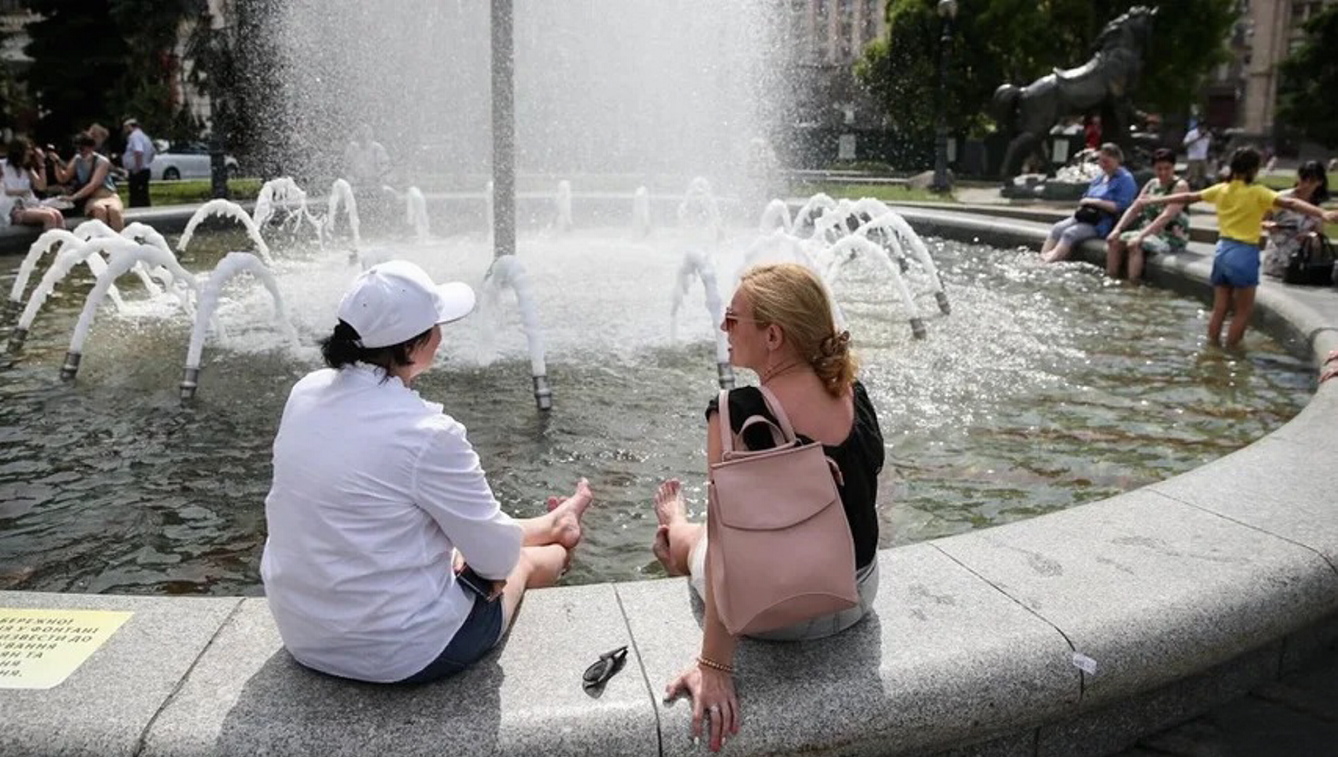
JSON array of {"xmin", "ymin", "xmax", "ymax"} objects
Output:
[{"xmin": 1135, "ymin": 147, "xmax": 1338, "ymax": 348}]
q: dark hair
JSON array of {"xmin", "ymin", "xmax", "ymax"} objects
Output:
[
  {"xmin": 319, "ymin": 320, "xmax": 434, "ymax": 377},
  {"xmin": 73, "ymin": 132, "xmax": 97, "ymax": 148},
  {"xmin": 1151, "ymin": 148, "xmax": 1176, "ymax": 166},
  {"xmin": 4, "ymin": 136, "xmax": 32, "ymax": 168},
  {"xmin": 1228, "ymin": 147, "xmax": 1261, "ymax": 183},
  {"xmin": 1297, "ymin": 160, "xmax": 1330, "ymax": 204},
  {"xmin": 1098, "ymin": 142, "xmax": 1123, "ymax": 162}
]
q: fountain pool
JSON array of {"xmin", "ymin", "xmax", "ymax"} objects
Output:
[{"xmin": 0, "ymin": 224, "xmax": 1312, "ymax": 595}]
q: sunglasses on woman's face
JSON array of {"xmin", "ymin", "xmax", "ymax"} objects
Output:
[{"xmin": 722, "ymin": 307, "xmax": 760, "ymax": 330}]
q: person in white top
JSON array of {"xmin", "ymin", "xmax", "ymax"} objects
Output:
[
  {"xmin": 122, "ymin": 118, "xmax": 156, "ymax": 208},
  {"xmin": 1182, "ymin": 121, "xmax": 1211, "ymax": 189},
  {"xmin": 261, "ymin": 260, "xmax": 594, "ymax": 684},
  {"xmin": 1, "ymin": 137, "xmax": 64, "ymax": 230}
]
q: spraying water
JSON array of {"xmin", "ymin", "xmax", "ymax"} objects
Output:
[
  {"xmin": 632, "ymin": 186, "xmax": 651, "ymax": 238},
  {"xmin": 326, "ymin": 178, "xmax": 361, "ymax": 249},
  {"xmin": 482, "ymin": 255, "xmax": 550, "ymax": 410},
  {"xmin": 180, "ymin": 252, "xmax": 300, "ymax": 399},
  {"xmin": 853, "ymin": 211, "xmax": 952, "ymax": 315},
  {"xmin": 825, "ymin": 234, "xmax": 927, "ymax": 339},
  {"xmin": 670, "ymin": 248, "xmax": 732, "ymax": 388},
  {"xmin": 554, "ymin": 180, "xmax": 573, "ymax": 233},
  {"xmin": 405, "ymin": 186, "xmax": 430, "ymax": 242},
  {"xmin": 61, "ymin": 244, "xmax": 199, "ymax": 379},
  {"xmin": 792, "ymin": 193, "xmax": 837, "ymax": 237},
  {"xmin": 179, "ymin": 199, "xmax": 275, "ymax": 265},
  {"xmin": 677, "ymin": 177, "xmax": 723, "ymax": 240},
  {"xmin": 758, "ymin": 198, "xmax": 793, "ymax": 234}
]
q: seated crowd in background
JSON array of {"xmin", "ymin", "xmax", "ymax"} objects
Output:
[{"xmin": 1, "ymin": 136, "xmax": 64, "ymax": 230}]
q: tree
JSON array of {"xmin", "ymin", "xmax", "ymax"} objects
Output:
[
  {"xmin": 21, "ymin": 0, "xmax": 128, "ymax": 145},
  {"xmin": 1277, "ymin": 3, "xmax": 1338, "ymax": 149},
  {"xmin": 857, "ymin": 0, "xmax": 1238, "ymax": 138},
  {"xmin": 21, "ymin": 0, "xmax": 200, "ymax": 147}
]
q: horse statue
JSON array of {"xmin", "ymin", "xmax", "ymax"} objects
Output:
[{"xmin": 992, "ymin": 6, "xmax": 1157, "ymax": 179}]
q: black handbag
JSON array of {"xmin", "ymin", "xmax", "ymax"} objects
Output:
[
  {"xmin": 1073, "ymin": 205, "xmax": 1105, "ymax": 225},
  {"xmin": 1282, "ymin": 234, "xmax": 1337, "ymax": 286}
]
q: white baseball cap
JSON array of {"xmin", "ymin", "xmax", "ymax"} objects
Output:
[{"xmin": 337, "ymin": 260, "xmax": 476, "ymax": 348}]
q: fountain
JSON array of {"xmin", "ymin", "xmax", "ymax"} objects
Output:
[
  {"xmin": 482, "ymin": 255, "xmax": 550, "ymax": 410},
  {"xmin": 179, "ymin": 199, "xmax": 275, "ymax": 265},
  {"xmin": 325, "ymin": 179, "xmax": 362, "ymax": 250},
  {"xmin": 677, "ymin": 176, "xmax": 724, "ymax": 240},
  {"xmin": 632, "ymin": 186, "xmax": 651, "ymax": 237},
  {"xmin": 180, "ymin": 252, "xmax": 299, "ymax": 400},
  {"xmin": 554, "ymin": 180, "xmax": 573, "ymax": 233},
  {"xmin": 824, "ymin": 234, "xmax": 927, "ymax": 339},
  {"xmin": 59, "ymin": 243, "xmax": 199, "ymax": 379},
  {"xmin": 758, "ymin": 198, "xmax": 793, "ymax": 234},
  {"xmin": 405, "ymin": 187, "xmax": 430, "ymax": 242},
  {"xmin": 671, "ymin": 248, "xmax": 733, "ymax": 389}
]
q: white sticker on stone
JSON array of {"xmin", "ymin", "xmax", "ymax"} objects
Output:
[{"xmin": 1072, "ymin": 652, "xmax": 1098, "ymax": 676}]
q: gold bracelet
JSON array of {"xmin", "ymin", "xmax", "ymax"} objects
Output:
[{"xmin": 697, "ymin": 655, "xmax": 735, "ymax": 674}]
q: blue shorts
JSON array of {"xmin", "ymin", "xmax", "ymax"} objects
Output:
[
  {"xmin": 1210, "ymin": 239, "xmax": 1260, "ymax": 288},
  {"xmin": 396, "ymin": 592, "xmax": 504, "ymax": 684}
]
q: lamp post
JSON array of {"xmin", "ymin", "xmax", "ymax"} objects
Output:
[
  {"xmin": 207, "ymin": 14, "xmax": 230, "ymax": 200},
  {"xmin": 930, "ymin": 0, "xmax": 958, "ymax": 194}
]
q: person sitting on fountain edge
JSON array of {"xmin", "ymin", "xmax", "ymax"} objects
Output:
[
  {"xmin": 261, "ymin": 260, "xmax": 594, "ymax": 684},
  {"xmin": 652, "ymin": 263, "xmax": 884, "ymax": 752},
  {"xmin": 1132, "ymin": 147, "xmax": 1338, "ymax": 349},
  {"xmin": 53, "ymin": 131, "xmax": 125, "ymax": 232},
  {"xmin": 1105, "ymin": 148, "xmax": 1190, "ymax": 284},
  {"xmin": 1041, "ymin": 143, "xmax": 1138, "ymax": 264}
]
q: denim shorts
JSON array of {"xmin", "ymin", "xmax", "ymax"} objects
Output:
[
  {"xmin": 396, "ymin": 592, "xmax": 504, "ymax": 684},
  {"xmin": 1210, "ymin": 238, "xmax": 1261, "ymax": 288}
]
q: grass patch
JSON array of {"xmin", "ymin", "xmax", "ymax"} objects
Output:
[
  {"xmin": 794, "ymin": 182, "xmax": 954, "ymax": 204},
  {"xmin": 116, "ymin": 178, "xmax": 263, "ymax": 206}
]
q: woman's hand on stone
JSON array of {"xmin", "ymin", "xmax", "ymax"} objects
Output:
[{"xmin": 665, "ymin": 661, "xmax": 740, "ymax": 751}]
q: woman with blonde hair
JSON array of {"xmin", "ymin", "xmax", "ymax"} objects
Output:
[{"xmin": 652, "ymin": 262, "xmax": 885, "ymax": 751}]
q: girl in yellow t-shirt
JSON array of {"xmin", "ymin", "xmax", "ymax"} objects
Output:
[{"xmin": 1134, "ymin": 147, "xmax": 1338, "ymax": 348}]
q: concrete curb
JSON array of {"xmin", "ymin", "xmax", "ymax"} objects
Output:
[{"xmin": 2, "ymin": 210, "xmax": 1337, "ymax": 756}]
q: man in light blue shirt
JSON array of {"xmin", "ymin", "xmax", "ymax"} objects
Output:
[
  {"xmin": 1042, "ymin": 143, "xmax": 1139, "ymax": 263},
  {"xmin": 122, "ymin": 118, "xmax": 156, "ymax": 208}
]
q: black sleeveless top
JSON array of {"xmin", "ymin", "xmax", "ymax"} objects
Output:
[{"xmin": 705, "ymin": 381, "xmax": 884, "ymax": 569}]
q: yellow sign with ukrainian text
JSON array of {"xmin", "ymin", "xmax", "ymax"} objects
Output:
[{"xmin": 0, "ymin": 608, "xmax": 132, "ymax": 690}]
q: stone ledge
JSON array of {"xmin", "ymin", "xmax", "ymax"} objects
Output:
[{"xmin": 2, "ymin": 209, "xmax": 1337, "ymax": 756}]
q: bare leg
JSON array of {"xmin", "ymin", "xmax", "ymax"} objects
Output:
[
  {"xmin": 516, "ymin": 478, "xmax": 592, "ymax": 549},
  {"xmin": 1042, "ymin": 241, "xmax": 1072, "ymax": 263},
  {"xmin": 1207, "ymin": 285, "xmax": 1232, "ymax": 347},
  {"xmin": 651, "ymin": 479, "xmax": 703, "ymax": 576},
  {"xmin": 1105, "ymin": 239, "xmax": 1124, "ymax": 278},
  {"xmin": 499, "ymin": 544, "xmax": 568, "ymax": 630},
  {"xmin": 106, "ymin": 205, "xmax": 124, "ymax": 232},
  {"xmin": 1225, "ymin": 286, "xmax": 1256, "ymax": 349},
  {"xmin": 1040, "ymin": 236, "xmax": 1058, "ymax": 258},
  {"xmin": 1127, "ymin": 241, "xmax": 1145, "ymax": 284}
]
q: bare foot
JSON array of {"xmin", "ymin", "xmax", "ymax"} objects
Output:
[
  {"xmin": 653, "ymin": 479, "xmax": 687, "ymax": 527},
  {"xmin": 652, "ymin": 524, "xmax": 676, "ymax": 573},
  {"xmin": 548, "ymin": 479, "xmax": 593, "ymax": 550}
]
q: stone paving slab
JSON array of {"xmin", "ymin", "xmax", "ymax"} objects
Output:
[
  {"xmin": 616, "ymin": 543, "xmax": 1079, "ymax": 756},
  {"xmin": 0, "ymin": 591, "xmax": 240, "ymax": 757},
  {"xmin": 141, "ymin": 585, "xmax": 657, "ymax": 757},
  {"xmin": 933, "ymin": 488, "xmax": 1338, "ymax": 711}
]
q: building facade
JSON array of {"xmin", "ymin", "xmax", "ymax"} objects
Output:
[{"xmin": 1207, "ymin": 0, "xmax": 1336, "ymax": 139}]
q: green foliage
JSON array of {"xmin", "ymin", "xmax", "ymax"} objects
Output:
[
  {"xmin": 857, "ymin": 0, "xmax": 1238, "ymax": 135},
  {"xmin": 20, "ymin": 0, "xmax": 201, "ymax": 145},
  {"xmin": 1277, "ymin": 4, "xmax": 1338, "ymax": 149}
]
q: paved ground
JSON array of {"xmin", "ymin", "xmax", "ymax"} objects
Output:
[{"xmin": 1114, "ymin": 639, "xmax": 1338, "ymax": 757}]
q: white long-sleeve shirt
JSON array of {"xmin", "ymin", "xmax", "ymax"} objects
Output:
[{"xmin": 260, "ymin": 364, "xmax": 522, "ymax": 682}]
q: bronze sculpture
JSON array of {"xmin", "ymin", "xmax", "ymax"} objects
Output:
[{"xmin": 993, "ymin": 6, "xmax": 1156, "ymax": 180}]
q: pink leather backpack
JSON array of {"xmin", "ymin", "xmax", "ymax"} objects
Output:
[{"xmin": 707, "ymin": 387, "xmax": 859, "ymax": 636}]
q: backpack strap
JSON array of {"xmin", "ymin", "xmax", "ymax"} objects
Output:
[
  {"xmin": 716, "ymin": 389, "xmax": 735, "ymax": 454},
  {"xmin": 755, "ymin": 385, "xmax": 798, "ymax": 442}
]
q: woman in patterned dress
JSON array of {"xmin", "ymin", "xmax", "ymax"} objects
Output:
[{"xmin": 1106, "ymin": 148, "xmax": 1191, "ymax": 284}]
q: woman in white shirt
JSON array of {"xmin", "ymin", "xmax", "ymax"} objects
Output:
[
  {"xmin": 261, "ymin": 260, "xmax": 593, "ymax": 684},
  {"xmin": 2, "ymin": 137, "xmax": 64, "ymax": 230}
]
